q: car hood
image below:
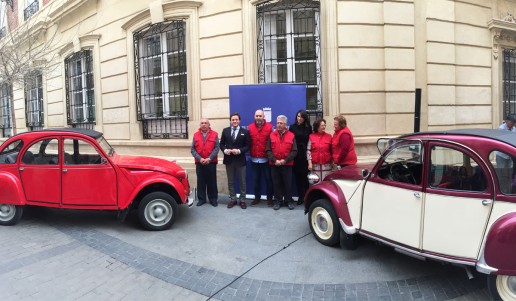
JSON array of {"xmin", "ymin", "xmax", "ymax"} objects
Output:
[
  {"xmin": 115, "ymin": 155, "xmax": 182, "ymax": 174},
  {"xmin": 325, "ymin": 163, "xmax": 376, "ymax": 181}
]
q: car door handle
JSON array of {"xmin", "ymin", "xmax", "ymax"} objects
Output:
[
  {"xmin": 19, "ymin": 167, "xmax": 24, "ymax": 171},
  {"xmin": 63, "ymin": 169, "xmax": 68, "ymax": 173},
  {"xmin": 482, "ymin": 199, "xmax": 492, "ymax": 206},
  {"xmin": 414, "ymin": 192, "xmax": 421, "ymax": 198}
]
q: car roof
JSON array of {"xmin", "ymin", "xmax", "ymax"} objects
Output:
[
  {"xmin": 14, "ymin": 128, "xmax": 103, "ymax": 139},
  {"xmin": 401, "ymin": 128, "xmax": 516, "ymax": 148}
]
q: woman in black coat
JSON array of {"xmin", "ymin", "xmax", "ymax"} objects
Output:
[{"xmin": 290, "ymin": 109, "xmax": 312, "ymax": 205}]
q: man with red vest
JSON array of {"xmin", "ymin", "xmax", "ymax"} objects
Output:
[
  {"xmin": 332, "ymin": 114, "xmax": 357, "ymax": 167},
  {"xmin": 191, "ymin": 118, "xmax": 219, "ymax": 207},
  {"xmin": 266, "ymin": 115, "xmax": 298, "ymax": 210},
  {"xmin": 248, "ymin": 109, "xmax": 273, "ymax": 207}
]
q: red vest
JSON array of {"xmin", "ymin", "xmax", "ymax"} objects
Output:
[
  {"xmin": 332, "ymin": 127, "xmax": 357, "ymax": 165},
  {"xmin": 269, "ymin": 129, "xmax": 295, "ymax": 166},
  {"xmin": 248, "ymin": 120, "xmax": 273, "ymax": 158},
  {"xmin": 309, "ymin": 132, "xmax": 332, "ymax": 164},
  {"xmin": 193, "ymin": 129, "xmax": 218, "ymax": 164}
]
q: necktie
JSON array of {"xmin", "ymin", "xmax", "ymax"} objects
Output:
[{"xmin": 232, "ymin": 128, "xmax": 237, "ymax": 141}]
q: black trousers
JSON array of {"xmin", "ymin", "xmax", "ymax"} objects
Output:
[
  {"xmin": 196, "ymin": 163, "xmax": 218, "ymax": 202},
  {"xmin": 271, "ymin": 165, "xmax": 293, "ymax": 203}
]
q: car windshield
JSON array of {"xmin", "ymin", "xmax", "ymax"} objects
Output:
[
  {"xmin": 377, "ymin": 138, "xmax": 422, "ymax": 163},
  {"xmin": 97, "ymin": 136, "xmax": 115, "ymax": 157}
]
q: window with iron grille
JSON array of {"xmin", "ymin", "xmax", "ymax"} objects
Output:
[
  {"xmin": 65, "ymin": 49, "xmax": 95, "ymax": 130},
  {"xmin": 134, "ymin": 20, "xmax": 188, "ymax": 139},
  {"xmin": 24, "ymin": 0, "xmax": 39, "ymax": 21},
  {"xmin": 25, "ymin": 70, "xmax": 44, "ymax": 131},
  {"xmin": 503, "ymin": 49, "xmax": 516, "ymax": 119},
  {"xmin": 257, "ymin": 0, "xmax": 322, "ymax": 122},
  {"xmin": 0, "ymin": 83, "xmax": 13, "ymax": 137}
]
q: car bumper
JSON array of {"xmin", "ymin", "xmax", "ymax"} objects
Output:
[{"xmin": 187, "ymin": 190, "xmax": 195, "ymax": 208}]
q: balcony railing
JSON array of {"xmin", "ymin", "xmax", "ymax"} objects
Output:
[{"xmin": 24, "ymin": 0, "xmax": 39, "ymax": 21}]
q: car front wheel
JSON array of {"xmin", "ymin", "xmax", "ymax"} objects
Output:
[
  {"xmin": 488, "ymin": 274, "xmax": 516, "ymax": 301},
  {"xmin": 308, "ymin": 199, "xmax": 340, "ymax": 246},
  {"xmin": 138, "ymin": 192, "xmax": 178, "ymax": 231},
  {"xmin": 0, "ymin": 204, "xmax": 23, "ymax": 226}
]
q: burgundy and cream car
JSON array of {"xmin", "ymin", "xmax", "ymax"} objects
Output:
[
  {"xmin": 305, "ymin": 129, "xmax": 516, "ymax": 300},
  {"xmin": 0, "ymin": 128, "xmax": 193, "ymax": 231}
]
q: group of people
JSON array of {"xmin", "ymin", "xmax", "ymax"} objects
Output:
[{"xmin": 191, "ymin": 109, "xmax": 357, "ymax": 210}]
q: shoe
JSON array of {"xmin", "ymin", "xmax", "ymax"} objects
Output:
[
  {"xmin": 267, "ymin": 199, "xmax": 273, "ymax": 207},
  {"xmin": 273, "ymin": 202, "xmax": 280, "ymax": 210},
  {"xmin": 197, "ymin": 201, "xmax": 206, "ymax": 207},
  {"xmin": 297, "ymin": 198, "xmax": 304, "ymax": 206},
  {"xmin": 240, "ymin": 202, "xmax": 247, "ymax": 209},
  {"xmin": 210, "ymin": 200, "xmax": 218, "ymax": 207},
  {"xmin": 288, "ymin": 201, "xmax": 295, "ymax": 210},
  {"xmin": 227, "ymin": 200, "xmax": 237, "ymax": 208},
  {"xmin": 251, "ymin": 199, "xmax": 260, "ymax": 206}
]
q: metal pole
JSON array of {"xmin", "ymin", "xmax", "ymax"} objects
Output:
[{"xmin": 414, "ymin": 88, "xmax": 421, "ymax": 133}]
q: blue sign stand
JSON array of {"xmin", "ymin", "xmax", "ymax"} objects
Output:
[{"xmin": 228, "ymin": 83, "xmax": 306, "ymax": 199}]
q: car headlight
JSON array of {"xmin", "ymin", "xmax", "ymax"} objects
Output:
[{"xmin": 307, "ymin": 172, "xmax": 320, "ymax": 185}]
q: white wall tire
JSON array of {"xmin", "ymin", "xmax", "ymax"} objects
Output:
[
  {"xmin": 488, "ymin": 274, "xmax": 516, "ymax": 301},
  {"xmin": 308, "ymin": 199, "xmax": 339, "ymax": 246},
  {"xmin": 0, "ymin": 204, "xmax": 23, "ymax": 226},
  {"xmin": 138, "ymin": 192, "xmax": 177, "ymax": 231}
]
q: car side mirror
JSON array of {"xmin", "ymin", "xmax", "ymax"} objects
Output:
[{"xmin": 362, "ymin": 169, "xmax": 371, "ymax": 179}]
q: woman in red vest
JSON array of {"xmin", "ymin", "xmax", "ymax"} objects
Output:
[
  {"xmin": 332, "ymin": 115, "xmax": 357, "ymax": 167},
  {"xmin": 307, "ymin": 119, "xmax": 333, "ymax": 181}
]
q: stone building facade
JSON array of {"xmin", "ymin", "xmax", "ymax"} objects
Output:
[{"xmin": 0, "ymin": 0, "xmax": 516, "ymax": 160}]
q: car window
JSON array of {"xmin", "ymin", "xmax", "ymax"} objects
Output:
[
  {"xmin": 489, "ymin": 150, "xmax": 516, "ymax": 195},
  {"xmin": 377, "ymin": 142, "xmax": 423, "ymax": 185},
  {"xmin": 0, "ymin": 139, "xmax": 23, "ymax": 164},
  {"xmin": 63, "ymin": 138, "xmax": 103, "ymax": 165},
  {"xmin": 429, "ymin": 146, "xmax": 487, "ymax": 192},
  {"xmin": 24, "ymin": 139, "xmax": 59, "ymax": 165}
]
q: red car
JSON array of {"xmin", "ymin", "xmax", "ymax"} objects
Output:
[
  {"xmin": 0, "ymin": 128, "xmax": 193, "ymax": 230},
  {"xmin": 305, "ymin": 129, "xmax": 516, "ymax": 301}
]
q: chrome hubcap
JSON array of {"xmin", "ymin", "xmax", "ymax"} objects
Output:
[
  {"xmin": 311, "ymin": 207, "xmax": 333, "ymax": 240},
  {"xmin": 508, "ymin": 276, "xmax": 516, "ymax": 295},
  {"xmin": 145, "ymin": 199, "xmax": 172, "ymax": 226},
  {"xmin": 0, "ymin": 204, "xmax": 15, "ymax": 221}
]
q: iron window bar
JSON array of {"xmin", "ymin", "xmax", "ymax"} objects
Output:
[
  {"xmin": 24, "ymin": 0, "xmax": 39, "ymax": 21},
  {"xmin": 65, "ymin": 49, "xmax": 95, "ymax": 130},
  {"xmin": 0, "ymin": 82, "xmax": 13, "ymax": 137},
  {"xmin": 134, "ymin": 20, "xmax": 188, "ymax": 139},
  {"xmin": 24, "ymin": 70, "xmax": 44, "ymax": 130},
  {"xmin": 257, "ymin": 0, "xmax": 323, "ymax": 123},
  {"xmin": 503, "ymin": 49, "xmax": 516, "ymax": 119}
]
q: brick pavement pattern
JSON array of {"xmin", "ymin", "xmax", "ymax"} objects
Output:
[{"xmin": 0, "ymin": 199, "xmax": 489, "ymax": 301}]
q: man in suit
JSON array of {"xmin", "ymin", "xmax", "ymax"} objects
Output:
[{"xmin": 220, "ymin": 112, "xmax": 251, "ymax": 209}]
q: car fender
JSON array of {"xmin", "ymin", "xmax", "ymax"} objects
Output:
[
  {"xmin": 483, "ymin": 212, "xmax": 516, "ymax": 275},
  {"xmin": 304, "ymin": 180, "xmax": 354, "ymax": 233},
  {"xmin": 0, "ymin": 171, "xmax": 26, "ymax": 205},
  {"xmin": 124, "ymin": 174, "xmax": 186, "ymax": 208}
]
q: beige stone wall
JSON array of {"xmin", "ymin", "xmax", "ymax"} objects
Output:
[{"xmin": 4, "ymin": 0, "xmax": 516, "ymax": 162}]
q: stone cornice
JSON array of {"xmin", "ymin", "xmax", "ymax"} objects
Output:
[
  {"xmin": 488, "ymin": 18, "xmax": 516, "ymax": 59},
  {"xmin": 122, "ymin": 0, "xmax": 203, "ymax": 30},
  {"xmin": 250, "ymin": 0, "xmax": 272, "ymax": 5},
  {"xmin": 58, "ymin": 34, "xmax": 100, "ymax": 57}
]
